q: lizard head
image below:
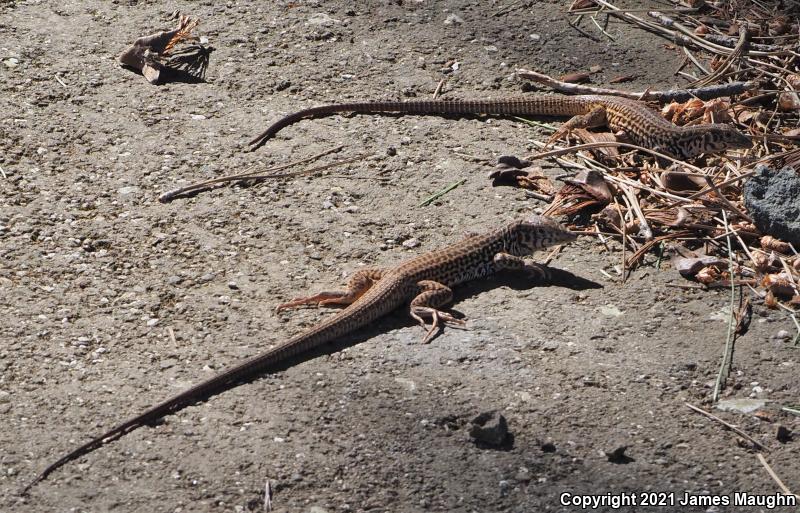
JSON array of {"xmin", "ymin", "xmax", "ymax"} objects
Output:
[
  {"xmin": 506, "ymin": 215, "xmax": 576, "ymax": 255},
  {"xmin": 679, "ymin": 124, "xmax": 752, "ymax": 158}
]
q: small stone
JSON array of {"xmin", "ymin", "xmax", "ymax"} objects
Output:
[
  {"xmin": 387, "ymin": 146, "xmax": 397, "ymax": 156},
  {"xmin": 540, "ymin": 439, "xmax": 556, "ymax": 452},
  {"xmin": 529, "ymin": 33, "xmax": 541, "ymax": 41},
  {"xmin": 484, "ymin": 45, "xmax": 499, "ymax": 53},
  {"xmin": 190, "ymin": 114, "xmax": 206, "ymax": 120},
  {"xmin": 774, "ymin": 330, "xmax": 791, "ymax": 341},
  {"xmin": 117, "ymin": 186, "xmax": 141, "ymax": 195},
  {"xmin": 227, "ymin": 281, "xmax": 239, "ymax": 290},
  {"xmin": 146, "ymin": 318, "xmax": 160, "ymax": 327},
  {"xmin": 307, "ymin": 13, "xmax": 339, "ymax": 26},
  {"xmin": 604, "ymin": 444, "xmax": 633, "ymax": 464},
  {"xmin": 198, "ymin": 273, "xmax": 215, "ymax": 284},
  {"xmin": 777, "ymin": 425, "xmax": 792, "ymax": 443},
  {"xmin": 715, "ymin": 398, "xmax": 766, "ymax": 414},
  {"xmin": 444, "ymin": 13, "xmax": 464, "ymax": 25},
  {"xmin": 167, "ymin": 275, "xmax": 183, "ymax": 285},
  {"xmin": 514, "ymin": 467, "xmax": 531, "ymax": 482},
  {"xmin": 402, "ymin": 238, "xmax": 420, "ymax": 249},
  {"xmin": 468, "ymin": 411, "xmax": 509, "ymax": 446},
  {"xmin": 542, "ymin": 340, "xmax": 559, "ymax": 351},
  {"xmin": 322, "ymin": 200, "xmax": 334, "ymax": 209},
  {"xmin": 0, "ymin": 391, "xmax": 10, "ymax": 403},
  {"xmin": 3, "ymin": 57, "xmax": 19, "ymax": 67}
]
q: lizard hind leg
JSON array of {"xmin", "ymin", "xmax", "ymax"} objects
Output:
[
  {"xmin": 275, "ymin": 268, "xmax": 384, "ymax": 312},
  {"xmin": 545, "ymin": 105, "xmax": 608, "ymax": 147},
  {"xmin": 409, "ymin": 280, "xmax": 467, "ymax": 344}
]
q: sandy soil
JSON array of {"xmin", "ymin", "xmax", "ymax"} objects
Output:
[{"xmin": 1, "ymin": 1, "xmax": 798, "ymax": 512}]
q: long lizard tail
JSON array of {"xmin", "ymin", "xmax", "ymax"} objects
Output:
[
  {"xmin": 246, "ymin": 98, "xmax": 588, "ymax": 150},
  {"xmin": 22, "ymin": 336, "xmax": 309, "ymax": 494}
]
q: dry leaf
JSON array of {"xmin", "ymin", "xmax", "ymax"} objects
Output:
[
  {"xmin": 761, "ymin": 273, "xmax": 797, "ymax": 298},
  {"xmin": 569, "ymin": 0, "xmax": 597, "ymax": 9},
  {"xmin": 566, "ymin": 170, "xmax": 613, "ymax": 203},
  {"xmin": 696, "ymin": 266, "xmax": 721, "ymax": 284},
  {"xmin": 761, "ymin": 235, "xmax": 792, "ymax": 253},
  {"xmin": 694, "ymin": 25, "xmax": 709, "ymax": 35},
  {"xmin": 673, "ymin": 256, "xmax": 726, "ymax": 278},
  {"xmin": 778, "ymin": 92, "xmax": 800, "ymax": 112},
  {"xmin": 589, "ymin": 64, "xmax": 603, "ymax": 73},
  {"xmin": 561, "ymin": 72, "xmax": 591, "ymax": 84},
  {"xmin": 609, "ymin": 75, "xmax": 636, "ymax": 84}
]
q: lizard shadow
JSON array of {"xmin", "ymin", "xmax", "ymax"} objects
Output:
[{"xmin": 145, "ymin": 266, "xmax": 600, "ymax": 427}]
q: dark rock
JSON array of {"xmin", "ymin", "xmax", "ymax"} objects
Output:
[
  {"xmin": 777, "ymin": 425, "xmax": 793, "ymax": 444},
  {"xmin": 604, "ymin": 444, "xmax": 634, "ymax": 464},
  {"xmin": 743, "ymin": 165, "xmax": 800, "ymax": 247},
  {"xmin": 468, "ymin": 411, "xmax": 509, "ymax": 446}
]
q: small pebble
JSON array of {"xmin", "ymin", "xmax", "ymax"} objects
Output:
[
  {"xmin": 402, "ymin": 238, "xmax": 420, "ymax": 249},
  {"xmin": 444, "ymin": 13, "xmax": 463, "ymax": 25}
]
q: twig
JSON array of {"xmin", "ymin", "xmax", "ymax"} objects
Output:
[
  {"xmin": 589, "ymin": 14, "xmax": 616, "ymax": 41},
  {"xmin": 685, "ymin": 402, "xmax": 767, "ymax": 451},
  {"xmin": 756, "ymin": 453, "xmax": 798, "ymax": 499},
  {"xmin": 55, "ymin": 75, "xmax": 67, "ymax": 88},
  {"xmin": 712, "ymin": 210, "xmax": 737, "ymax": 402},
  {"xmin": 264, "ymin": 479, "xmax": 272, "ymax": 512},
  {"xmin": 525, "ymin": 141, "xmax": 706, "ymax": 173},
  {"xmin": 432, "ymin": 79, "xmax": 445, "ymax": 99},
  {"xmin": 159, "ymin": 146, "xmax": 349, "ymax": 202},
  {"xmin": 515, "ymin": 68, "xmax": 756, "ymax": 102},
  {"xmin": 418, "ymin": 178, "xmax": 467, "ymax": 207},
  {"xmin": 0, "ymin": 165, "xmax": 6, "ymax": 179}
]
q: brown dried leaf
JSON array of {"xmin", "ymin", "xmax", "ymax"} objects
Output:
[
  {"xmin": 783, "ymin": 127, "xmax": 800, "ymax": 138},
  {"xmin": 778, "ymin": 92, "xmax": 800, "ymax": 112},
  {"xmin": 701, "ymin": 99, "xmax": 732, "ymax": 124},
  {"xmin": 673, "ymin": 256, "xmax": 726, "ymax": 278},
  {"xmin": 761, "ymin": 273, "xmax": 797, "ymax": 298},
  {"xmin": 569, "ymin": 0, "xmax": 596, "ymax": 9},
  {"xmin": 571, "ymin": 128, "xmax": 620, "ymax": 164},
  {"xmin": 660, "ymin": 172, "xmax": 706, "ymax": 195},
  {"xmin": 761, "ymin": 235, "xmax": 792, "ymax": 254},
  {"xmin": 566, "ymin": 169, "xmax": 613, "ymax": 203},
  {"xmin": 609, "ymin": 75, "xmax": 636, "ymax": 84},
  {"xmin": 752, "ymin": 250, "xmax": 780, "ymax": 274},
  {"xmin": 694, "ymin": 24, "xmax": 709, "ymax": 35},
  {"xmin": 560, "ymin": 72, "xmax": 591, "ymax": 84},
  {"xmin": 696, "ymin": 266, "xmax": 720, "ymax": 284},
  {"xmin": 764, "ymin": 290, "xmax": 778, "ymax": 309}
]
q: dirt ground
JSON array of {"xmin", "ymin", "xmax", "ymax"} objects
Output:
[{"xmin": 1, "ymin": 1, "xmax": 798, "ymax": 512}]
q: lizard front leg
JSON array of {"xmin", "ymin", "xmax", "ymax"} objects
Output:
[
  {"xmin": 493, "ymin": 252, "xmax": 552, "ymax": 281},
  {"xmin": 546, "ymin": 105, "xmax": 608, "ymax": 146},
  {"xmin": 409, "ymin": 280, "xmax": 467, "ymax": 344},
  {"xmin": 276, "ymin": 268, "xmax": 384, "ymax": 312}
]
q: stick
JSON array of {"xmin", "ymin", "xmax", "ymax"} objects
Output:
[
  {"xmin": 418, "ymin": 178, "xmax": 467, "ymax": 207},
  {"xmin": 712, "ymin": 210, "xmax": 738, "ymax": 402},
  {"xmin": 756, "ymin": 453, "xmax": 798, "ymax": 498},
  {"xmin": 685, "ymin": 403, "xmax": 767, "ymax": 451},
  {"xmin": 516, "ymin": 69, "xmax": 756, "ymax": 102},
  {"xmin": 158, "ymin": 146, "xmax": 349, "ymax": 202}
]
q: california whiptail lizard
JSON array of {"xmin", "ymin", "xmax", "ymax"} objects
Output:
[
  {"xmin": 247, "ymin": 95, "xmax": 751, "ymax": 159},
  {"xmin": 24, "ymin": 215, "xmax": 576, "ymax": 493}
]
